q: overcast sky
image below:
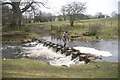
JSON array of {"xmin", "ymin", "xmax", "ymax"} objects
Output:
[{"xmin": 39, "ymin": 0, "xmax": 119, "ymax": 16}]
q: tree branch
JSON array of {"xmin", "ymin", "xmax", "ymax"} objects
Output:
[
  {"xmin": 34, "ymin": 2, "xmax": 50, "ymax": 9},
  {"xmin": 2, "ymin": 2, "xmax": 13, "ymax": 6},
  {"xmin": 21, "ymin": 1, "xmax": 34, "ymax": 13}
]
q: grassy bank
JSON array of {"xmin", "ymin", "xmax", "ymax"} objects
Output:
[
  {"xmin": 2, "ymin": 26, "xmax": 41, "ymax": 43},
  {"xmin": 37, "ymin": 17, "xmax": 118, "ymax": 40},
  {"xmin": 2, "ymin": 17, "xmax": 118, "ymax": 43},
  {"xmin": 2, "ymin": 58, "xmax": 118, "ymax": 78}
]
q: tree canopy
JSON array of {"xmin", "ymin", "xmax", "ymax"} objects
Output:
[
  {"xmin": 2, "ymin": 0, "xmax": 47, "ymax": 27},
  {"xmin": 61, "ymin": 2, "xmax": 86, "ymax": 27}
]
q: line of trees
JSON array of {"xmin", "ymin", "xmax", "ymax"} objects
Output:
[
  {"xmin": 34, "ymin": 11, "xmax": 56, "ymax": 22},
  {"xmin": 2, "ymin": 0, "xmax": 118, "ymax": 28},
  {"xmin": 2, "ymin": 1, "xmax": 87, "ymax": 27}
]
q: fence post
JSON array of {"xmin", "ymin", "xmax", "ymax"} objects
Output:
[
  {"xmin": 83, "ymin": 24, "xmax": 84, "ymax": 29},
  {"xmin": 103, "ymin": 22, "xmax": 105, "ymax": 26},
  {"xmin": 51, "ymin": 24, "xmax": 52, "ymax": 31},
  {"xmin": 59, "ymin": 27, "xmax": 61, "ymax": 32},
  {"xmin": 111, "ymin": 22, "xmax": 112, "ymax": 27},
  {"xmin": 89, "ymin": 23, "xmax": 90, "ymax": 27}
]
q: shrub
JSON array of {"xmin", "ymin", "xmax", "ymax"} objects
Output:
[{"xmin": 89, "ymin": 23, "xmax": 102, "ymax": 37}]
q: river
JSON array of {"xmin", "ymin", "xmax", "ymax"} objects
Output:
[
  {"xmin": 1, "ymin": 36, "xmax": 118, "ymax": 67},
  {"xmin": 42, "ymin": 36, "xmax": 118, "ymax": 62}
]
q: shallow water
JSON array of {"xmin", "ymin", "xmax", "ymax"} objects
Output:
[
  {"xmin": 42, "ymin": 36, "xmax": 118, "ymax": 62},
  {"xmin": 1, "ymin": 36, "xmax": 118, "ymax": 67},
  {"xmin": 20, "ymin": 42, "xmax": 85, "ymax": 67},
  {"xmin": 2, "ymin": 44, "xmax": 22, "ymax": 59}
]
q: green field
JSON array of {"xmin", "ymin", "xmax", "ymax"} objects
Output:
[
  {"xmin": 37, "ymin": 17, "xmax": 118, "ymax": 40},
  {"xmin": 2, "ymin": 17, "xmax": 118, "ymax": 43},
  {"xmin": 2, "ymin": 58, "xmax": 118, "ymax": 78}
]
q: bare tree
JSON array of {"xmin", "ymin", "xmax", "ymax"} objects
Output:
[
  {"xmin": 62, "ymin": 2, "xmax": 86, "ymax": 27},
  {"xmin": 2, "ymin": 5, "xmax": 13, "ymax": 26},
  {"xmin": 2, "ymin": 0, "xmax": 47, "ymax": 27},
  {"xmin": 61, "ymin": 6, "xmax": 66, "ymax": 21}
]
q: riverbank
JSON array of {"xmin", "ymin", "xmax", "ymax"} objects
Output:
[
  {"xmin": 34, "ymin": 17, "xmax": 118, "ymax": 40},
  {"xmin": 2, "ymin": 17, "xmax": 118, "ymax": 44},
  {"xmin": 2, "ymin": 58, "xmax": 118, "ymax": 78},
  {"xmin": 2, "ymin": 26, "xmax": 41, "ymax": 44}
]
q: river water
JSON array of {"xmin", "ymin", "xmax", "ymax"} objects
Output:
[
  {"xmin": 1, "ymin": 36, "xmax": 118, "ymax": 67},
  {"xmin": 42, "ymin": 36, "xmax": 118, "ymax": 62}
]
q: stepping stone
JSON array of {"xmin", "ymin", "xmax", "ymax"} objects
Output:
[
  {"xmin": 55, "ymin": 46, "xmax": 62, "ymax": 52},
  {"xmin": 65, "ymin": 47, "xmax": 71, "ymax": 50},
  {"xmin": 43, "ymin": 41, "xmax": 48, "ymax": 46},
  {"xmin": 71, "ymin": 48, "xmax": 79, "ymax": 52},
  {"xmin": 46, "ymin": 42, "xmax": 51, "ymax": 47},
  {"xmin": 51, "ymin": 44, "xmax": 58, "ymax": 50},
  {"xmin": 52, "ymin": 44, "xmax": 58, "ymax": 48},
  {"xmin": 61, "ymin": 47, "xmax": 71, "ymax": 54},
  {"xmin": 61, "ymin": 48, "xmax": 66, "ymax": 54},
  {"xmin": 79, "ymin": 54, "xmax": 86, "ymax": 57},
  {"xmin": 48, "ymin": 43, "xmax": 55, "ymax": 48},
  {"xmin": 79, "ymin": 54, "xmax": 94, "ymax": 64},
  {"xmin": 88, "ymin": 57, "xmax": 95, "ymax": 60},
  {"xmin": 38, "ymin": 39, "xmax": 45, "ymax": 43},
  {"xmin": 71, "ymin": 52, "xmax": 80, "ymax": 60},
  {"xmin": 65, "ymin": 50, "xmax": 72, "ymax": 56},
  {"xmin": 79, "ymin": 55, "xmax": 86, "ymax": 61}
]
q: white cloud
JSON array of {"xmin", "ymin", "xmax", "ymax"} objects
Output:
[
  {"xmin": 37, "ymin": 0, "xmax": 119, "ymax": 16},
  {"xmin": 85, "ymin": 0, "xmax": 119, "ymax": 15}
]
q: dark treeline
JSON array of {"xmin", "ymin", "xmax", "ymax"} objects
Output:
[
  {"xmin": 2, "ymin": 1, "xmax": 118, "ymax": 27},
  {"xmin": 34, "ymin": 12, "xmax": 55, "ymax": 22},
  {"xmin": 2, "ymin": 4, "xmax": 117, "ymax": 26}
]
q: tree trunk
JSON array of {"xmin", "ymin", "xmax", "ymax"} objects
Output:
[
  {"xmin": 63, "ymin": 14, "xmax": 66, "ymax": 21},
  {"xmin": 3, "ymin": 1, "xmax": 34, "ymax": 27},
  {"xmin": 10, "ymin": 2, "xmax": 22, "ymax": 27},
  {"xmin": 70, "ymin": 21, "xmax": 74, "ymax": 27},
  {"xmin": 63, "ymin": 16, "xmax": 66, "ymax": 21},
  {"xmin": 11, "ymin": 10, "xmax": 22, "ymax": 27},
  {"xmin": 70, "ymin": 16, "xmax": 74, "ymax": 27}
]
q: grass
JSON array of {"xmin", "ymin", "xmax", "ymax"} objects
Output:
[
  {"xmin": 31, "ymin": 17, "xmax": 118, "ymax": 40},
  {"xmin": 2, "ymin": 26, "xmax": 41, "ymax": 43},
  {"xmin": 2, "ymin": 17, "xmax": 118, "ymax": 43},
  {"xmin": 2, "ymin": 58, "xmax": 118, "ymax": 78}
]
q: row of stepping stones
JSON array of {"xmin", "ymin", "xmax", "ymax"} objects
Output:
[{"xmin": 38, "ymin": 39, "xmax": 102, "ymax": 64}]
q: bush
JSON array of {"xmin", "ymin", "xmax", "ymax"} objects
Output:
[{"xmin": 89, "ymin": 23, "xmax": 102, "ymax": 37}]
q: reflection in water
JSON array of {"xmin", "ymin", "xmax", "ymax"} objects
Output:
[{"xmin": 42, "ymin": 36, "xmax": 118, "ymax": 62}]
